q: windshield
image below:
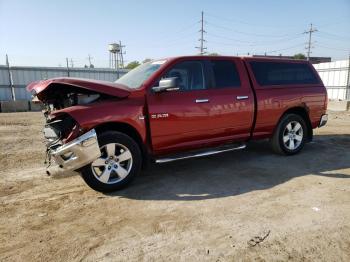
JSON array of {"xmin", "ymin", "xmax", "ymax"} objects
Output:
[{"xmin": 115, "ymin": 60, "xmax": 166, "ymax": 89}]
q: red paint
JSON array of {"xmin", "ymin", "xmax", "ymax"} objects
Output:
[
  {"xmin": 27, "ymin": 77, "xmax": 131, "ymax": 99},
  {"xmin": 243, "ymin": 57, "xmax": 327, "ymax": 138},
  {"xmin": 27, "ymin": 56, "xmax": 327, "ymax": 157}
]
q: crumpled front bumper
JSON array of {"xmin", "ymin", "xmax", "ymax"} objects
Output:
[{"xmin": 47, "ymin": 129, "xmax": 101, "ymax": 174}]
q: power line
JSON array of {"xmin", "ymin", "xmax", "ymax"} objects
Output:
[
  {"xmin": 128, "ymin": 29, "xmax": 198, "ymax": 49},
  {"xmin": 134, "ymin": 33, "xmax": 197, "ymax": 49},
  {"xmin": 304, "ymin": 23, "xmax": 318, "ymax": 60},
  {"xmin": 318, "ymin": 30, "xmax": 350, "ymax": 40},
  {"xmin": 205, "ymin": 12, "xmax": 299, "ymax": 29},
  {"xmin": 266, "ymin": 43, "xmax": 306, "ymax": 54},
  {"xmin": 204, "ymin": 12, "xmax": 348, "ymax": 57},
  {"xmin": 317, "ymin": 44, "xmax": 349, "ymax": 52},
  {"xmin": 157, "ymin": 31, "xmax": 197, "ymax": 46},
  {"xmin": 195, "ymin": 11, "xmax": 207, "ymax": 55},
  {"xmin": 206, "ymin": 21, "xmax": 298, "ymax": 38},
  {"xmin": 206, "ymin": 32, "xmax": 305, "ymax": 48},
  {"xmin": 207, "ymin": 32, "xmax": 251, "ymax": 43},
  {"xmin": 317, "ymin": 19, "xmax": 349, "ymax": 28},
  {"xmin": 315, "ymin": 34, "xmax": 350, "ymax": 43},
  {"xmin": 156, "ymin": 20, "xmax": 199, "ymax": 39}
]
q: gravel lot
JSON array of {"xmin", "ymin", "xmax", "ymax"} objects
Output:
[{"xmin": 0, "ymin": 111, "xmax": 349, "ymax": 261}]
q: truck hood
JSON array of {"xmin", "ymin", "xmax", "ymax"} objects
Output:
[{"xmin": 26, "ymin": 77, "xmax": 131, "ymax": 101}]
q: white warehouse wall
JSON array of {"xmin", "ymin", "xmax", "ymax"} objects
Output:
[{"xmin": 314, "ymin": 59, "xmax": 350, "ymax": 100}]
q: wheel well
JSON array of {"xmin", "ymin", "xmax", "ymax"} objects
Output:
[
  {"xmin": 281, "ymin": 107, "xmax": 313, "ymax": 141},
  {"xmin": 94, "ymin": 122, "xmax": 149, "ymax": 161}
]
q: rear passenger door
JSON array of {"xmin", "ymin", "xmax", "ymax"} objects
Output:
[{"xmin": 203, "ymin": 58, "xmax": 255, "ymax": 141}]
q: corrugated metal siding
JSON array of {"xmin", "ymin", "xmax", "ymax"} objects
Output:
[
  {"xmin": 0, "ymin": 66, "xmax": 10, "ymax": 85},
  {"xmin": 14, "ymin": 85, "xmax": 32, "ymax": 100},
  {"xmin": 0, "ymin": 85, "xmax": 12, "ymax": 100},
  {"xmin": 314, "ymin": 60, "xmax": 350, "ymax": 100},
  {"xmin": 0, "ymin": 66, "xmax": 128, "ymax": 101}
]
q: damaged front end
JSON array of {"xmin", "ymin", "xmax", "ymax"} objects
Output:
[
  {"xmin": 45, "ymin": 129, "xmax": 101, "ymax": 176},
  {"xmin": 27, "ymin": 77, "xmax": 131, "ymax": 176},
  {"xmin": 44, "ymin": 113, "xmax": 101, "ymax": 176}
]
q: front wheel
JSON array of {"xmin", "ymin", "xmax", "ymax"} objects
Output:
[
  {"xmin": 270, "ymin": 114, "xmax": 307, "ymax": 155},
  {"xmin": 81, "ymin": 131, "xmax": 142, "ymax": 192}
]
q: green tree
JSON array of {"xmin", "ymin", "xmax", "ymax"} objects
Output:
[
  {"xmin": 125, "ymin": 61, "xmax": 140, "ymax": 69},
  {"xmin": 208, "ymin": 52, "xmax": 220, "ymax": 56},
  {"xmin": 293, "ymin": 53, "xmax": 306, "ymax": 60}
]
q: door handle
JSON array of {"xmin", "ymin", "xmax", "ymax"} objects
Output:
[
  {"xmin": 236, "ymin": 96, "xmax": 249, "ymax": 100},
  {"xmin": 195, "ymin": 99, "xmax": 209, "ymax": 103}
]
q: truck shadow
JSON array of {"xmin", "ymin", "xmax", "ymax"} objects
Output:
[{"xmin": 107, "ymin": 134, "xmax": 350, "ymax": 201}]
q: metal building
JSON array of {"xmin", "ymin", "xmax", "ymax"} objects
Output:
[
  {"xmin": 314, "ymin": 59, "xmax": 350, "ymax": 100},
  {"xmin": 0, "ymin": 66, "xmax": 128, "ymax": 101}
]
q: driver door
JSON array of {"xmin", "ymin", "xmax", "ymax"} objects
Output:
[{"xmin": 147, "ymin": 60, "xmax": 213, "ymax": 155}]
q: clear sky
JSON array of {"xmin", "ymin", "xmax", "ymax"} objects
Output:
[{"xmin": 0, "ymin": 0, "xmax": 349, "ymax": 67}]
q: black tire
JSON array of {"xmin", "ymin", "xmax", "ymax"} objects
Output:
[
  {"xmin": 270, "ymin": 114, "xmax": 307, "ymax": 155},
  {"xmin": 81, "ymin": 131, "xmax": 142, "ymax": 192}
]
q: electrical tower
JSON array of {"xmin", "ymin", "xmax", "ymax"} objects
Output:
[
  {"xmin": 196, "ymin": 11, "xmax": 207, "ymax": 55},
  {"xmin": 304, "ymin": 23, "xmax": 317, "ymax": 61}
]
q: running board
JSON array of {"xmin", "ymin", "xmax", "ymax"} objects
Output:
[{"xmin": 155, "ymin": 143, "xmax": 246, "ymax": 164}]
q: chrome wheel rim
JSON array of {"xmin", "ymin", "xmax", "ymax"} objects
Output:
[
  {"xmin": 283, "ymin": 121, "xmax": 303, "ymax": 150},
  {"xmin": 91, "ymin": 143, "xmax": 133, "ymax": 184}
]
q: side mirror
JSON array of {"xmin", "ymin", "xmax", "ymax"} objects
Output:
[{"xmin": 152, "ymin": 77, "xmax": 180, "ymax": 92}]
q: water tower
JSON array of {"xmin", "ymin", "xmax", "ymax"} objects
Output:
[{"xmin": 108, "ymin": 42, "xmax": 125, "ymax": 74}]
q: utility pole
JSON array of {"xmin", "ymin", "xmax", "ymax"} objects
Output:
[
  {"xmin": 304, "ymin": 23, "xmax": 317, "ymax": 61},
  {"xmin": 66, "ymin": 57, "xmax": 70, "ymax": 77},
  {"xmin": 119, "ymin": 41, "xmax": 125, "ymax": 68},
  {"xmin": 196, "ymin": 11, "xmax": 207, "ymax": 55},
  {"xmin": 87, "ymin": 54, "xmax": 93, "ymax": 67},
  {"xmin": 70, "ymin": 58, "xmax": 74, "ymax": 68},
  {"xmin": 6, "ymin": 54, "xmax": 15, "ymax": 101}
]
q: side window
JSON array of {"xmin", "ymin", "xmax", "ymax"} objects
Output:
[
  {"xmin": 163, "ymin": 61, "xmax": 205, "ymax": 91},
  {"xmin": 211, "ymin": 60, "xmax": 241, "ymax": 88},
  {"xmin": 249, "ymin": 61, "xmax": 320, "ymax": 86}
]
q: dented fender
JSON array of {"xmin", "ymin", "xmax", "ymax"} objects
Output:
[{"xmin": 51, "ymin": 97, "xmax": 147, "ymax": 144}]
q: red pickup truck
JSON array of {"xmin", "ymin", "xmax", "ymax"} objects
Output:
[{"xmin": 27, "ymin": 56, "xmax": 328, "ymax": 192}]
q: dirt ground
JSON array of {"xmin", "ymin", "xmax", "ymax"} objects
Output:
[{"xmin": 0, "ymin": 111, "xmax": 349, "ymax": 261}]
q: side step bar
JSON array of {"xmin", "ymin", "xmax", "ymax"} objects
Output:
[{"xmin": 155, "ymin": 143, "xmax": 246, "ymax": 164}]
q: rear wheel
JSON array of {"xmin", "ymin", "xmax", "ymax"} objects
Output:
[
  {"xmin": 270, "ymin": 114, "xmax": 307, "ymax": 155},
  {"xmin": 81, "ymin": 131, "xmax": 142, "ymax": 192}
]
